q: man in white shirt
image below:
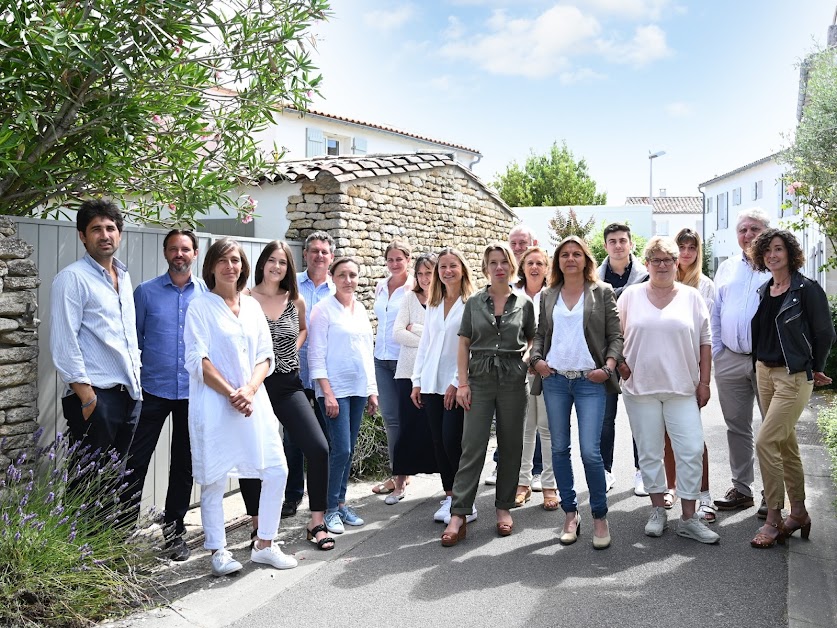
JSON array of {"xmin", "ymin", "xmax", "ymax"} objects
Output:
[{"xmin": 712, "ymin": 209, "xmax": 771, "ymax": 515}]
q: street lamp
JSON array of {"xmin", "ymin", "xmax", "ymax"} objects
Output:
[{"xmin": 649, "ymin": 150, "xmax": 666, "ymax": 211}]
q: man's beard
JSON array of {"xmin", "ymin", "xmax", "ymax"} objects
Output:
[{"xmin": 169, "ymin": 261, "xmax": 190, "ymax": 273}]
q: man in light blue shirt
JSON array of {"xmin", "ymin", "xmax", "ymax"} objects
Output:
[
  {"xmin": 283, "ymin": 231, "xmax": 335, "ymax": 517},
  {"xmin": 125, "ymin": 229, "xmax": 206, "ymax": 560},
  {"xmin": 51, "ymin": 199, "xmax": 142, "ymax": 467}
]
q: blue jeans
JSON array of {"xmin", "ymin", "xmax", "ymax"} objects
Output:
[
  {"xmin": 374, "ymin": 358, "xmax": 400, "ymax": 470},
  {"xmin": 319, "ymin": 396, "xmax": 366, "ymax": 512},
  {"xmin": 542, "ymin": 374, "xmax": 608, "ymax": 519}
]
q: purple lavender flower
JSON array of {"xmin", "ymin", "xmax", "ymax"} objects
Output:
[{"xmin": 14, "ymin": 531, "xmax": 21, "ymax": 541}]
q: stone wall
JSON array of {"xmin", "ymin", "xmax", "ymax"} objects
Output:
[
  {"xmin": 285, "ymin": 165, "xmax": 516, "ymax": 306},
  {"xmin": 0, "ymin": 217, "xmax": 39, "ymax": 468}
]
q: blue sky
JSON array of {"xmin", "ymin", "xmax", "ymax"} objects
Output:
[{"xmin": 308, "ymin": 1, "xmax": 834, "ymax": 203}]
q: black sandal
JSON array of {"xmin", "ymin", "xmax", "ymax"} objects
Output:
[
  {"xmin": 307, "ymin": 523, "xmax": 335, "ymax": 551},
  {"xmin": 249, "ymin": 529, "xmax": 258, "ymax": 549}
]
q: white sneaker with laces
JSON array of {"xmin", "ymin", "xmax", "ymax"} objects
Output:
[
  {"xmin": 677, "ymin": 513, "xmax": 720, "ymax": 544},
  {"xmin": 251, "ymin": 542, "xmax": 298, "ymax": 569},
  {"xmin": 444, "ymin": 504, "xmax": 477, "ymax": 525},
  {"xmin": 605, "ymin": 471, "xmax": 615, "ymax": 492},
  {"xmin": 325, "ymin": 511, "xmax": 344, "ymax": 534},
  {"xmin": 634, "ymin": 470, "xmax": 649, "ymax": 497},
  {"xmin": 645, "ymin": 506, "xmax": 667, "ymax": 537},
  {"xmin": 433, "ymin": 496, "xmax": 452, "ymax": 522},
  {"xmin": 531, "ymin": 474, "xmax": 543, "ymax": 492},
  {"xmin": 485, "ymin": 464, "xmax": 498, "ymax": 486},
  {"xmin": 211, "ymin": 548, "xmax": 243, "ymax": 577}
]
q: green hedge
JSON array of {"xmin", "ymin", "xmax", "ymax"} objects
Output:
[
  {"xmin": 351, "ymin": 411, "xmax": 390, "ymax": 480},
  {"xmin": 816, "ymin": 396, "xmax": 837, "ymax": 514},
  {"xmin": 826, "ymin": 295, "xmax": 837, "ymax": 387}
]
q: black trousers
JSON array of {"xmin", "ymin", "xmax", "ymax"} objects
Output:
[
  {"xmin": 422, "ymin": 393, "xmax": 464, "ymax": 492},
  {"xmin": 124, "ymin": 392, "xmax": 193, "ymax": 537},
  {"xmin": 62, "ymin": 385, "xmax": 141, "ymax": 500},
  {"xmin": 240, "ymin": 371, "xmax": 330, "ymax": 514}
]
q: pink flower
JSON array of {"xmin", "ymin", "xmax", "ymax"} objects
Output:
[
  {"xmin": 241, "ymin": 213, "xmax": 254, "ymax": 224},
  {"xmin": 168, "ymin": 203, "xmax": 176, "ymax": 211},
  {"xmin": 786, "ymin": 184, "xmax": 796, "ymax": 195},
  {"xmin": 152, "ymin": 115, "xmax": 162, "ymax": 124},
  {"xmin": 247, "ymin": 197, "xmax": 258, "ymax": 207},
  {"xmin": 174, "ymin": 46, "xmax": 181, "ymax": 55},
  {"xmin": 792, "ymin": 181, "xmax": 802, "ymax": 189},
  {"xmin": 146, "ymin": 135, "xmax": 156, "ymax": 144}
]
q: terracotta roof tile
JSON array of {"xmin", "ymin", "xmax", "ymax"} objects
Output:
[{"xmin": 625, "ymin": 196, "xmax": 704, "ymax": 214}]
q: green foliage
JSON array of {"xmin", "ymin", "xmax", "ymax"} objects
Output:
[
  {"xmin": 548, "ymin": 207, "xmax": 596, "ymax": 245},
  {"xmin": 780, "ymin": 49, "xmax": 837, "ymax": 268},
  {"xmin": 702, "ymin": 235, "xmax": 715, "ymax": 278},
  {"xmin": 0, "ymin": 0, "xmax": 330, "ymax": 226},
  {"xmin": 492, "ymin": 141, "xmax": 607, "ymax": 208},
  {"xmin": 587, "ymin": 220, "xmax": 648, "ymax": 265},
  {"xmin": 351, "ymin": 411, "xmax": 390, "ymax": 480},
  {"xmin": 816, "ymin": 395, "xmax": 837, "ymax": 513},
  {"xmin": 0, "ymin": 431, "xmax": 157, "ymax": 627},
  {"xmin": 825, "ymin": 295, "xmax": 837, "ymax": 390}
]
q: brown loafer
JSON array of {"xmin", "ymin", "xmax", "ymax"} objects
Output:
[{"xmin": 714, "ymin": 487, "xmax": 755, "ymax": 510}]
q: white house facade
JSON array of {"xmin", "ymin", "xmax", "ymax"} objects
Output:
[{"xmin": 625, "ymin": 195, "xmax": 703, "ymax": 239}]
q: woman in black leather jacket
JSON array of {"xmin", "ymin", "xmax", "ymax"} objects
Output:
[{"xmin": 749, "ymin": 229, "xmax": 835, "ymax": 549}]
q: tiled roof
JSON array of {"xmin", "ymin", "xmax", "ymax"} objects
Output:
[
  {"xmin": 625, "ymin": 196, "xmax": 704, "ymax": 214},
  {"xmin": 262, "ymin": 152, "xmax": 512, "ymax": 216},
  {"xmin": 698, "ymin": 152, "xmax": 783, "ymax": 187},
  {"xmin": 282, "ymin": 106, "xmax": 482, "ymax": 156}
]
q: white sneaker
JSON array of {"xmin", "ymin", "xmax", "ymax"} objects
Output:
[
  {"xmin": 433, "ymin": 496, "xmax": 452, "ymax": 522},
  {"xmin": 325, "ymin": 511, "xmax": 344, "ymax": 534},
  {"xmin": 444, "ymin": 504, "xmax": 477, "ymax": 525},
  {"xmin": 531, "ymin": 474, "xmax": 543, "ymax": 492},
  {"xmin": 634, "ymin": 470, "xmax": 649, "ymax": 497},
  {"xmin": 210, "ymin": 549, "xmax": 243, "ymax": 577},
  {"xmin": 485, "ymin": 464, "xmax": 497, "ymax": 486},
  {"xmin": 644, "ymin": 506, "xmax": 667, "ymax": 537},
  {"xmin": 251, "ymin": 542, "xmax": 298, "ymax": 569},
  {"xmin": 605, "ymin": 471, "xmax": 615, "ymax": 492},
  {"xmin": 677, "ymin": 513, "xmax": 720, "ymax": 544}
]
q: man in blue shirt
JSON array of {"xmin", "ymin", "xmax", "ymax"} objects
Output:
[
  {"xmin": 125, "ymin": 229, "xmax": 206, "ymax": 560},
  {"xmin": 51, "ymin": 199, "xmax": 142, "ymax": 470},
  {"xmin": 283, "ymin": 231, "xmax": 335, "ymax": 517}
]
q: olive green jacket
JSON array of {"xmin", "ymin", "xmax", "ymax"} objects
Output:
[{"xmin": 530, "ymin": 280, "xmax": 624, "ymax": 395}]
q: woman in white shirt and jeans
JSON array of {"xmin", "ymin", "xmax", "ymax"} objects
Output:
[{"xmin": 308, "ymin": 257, "xmax": 379, "ymax": 535}]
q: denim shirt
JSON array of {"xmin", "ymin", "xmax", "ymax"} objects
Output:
[
  {"xmin": 458, "ymin": 287, "xmax": 535, "ymax": 378},
  {"xmin": 297, "ymin": 270, "xmax": 335, "ymax": 389}
]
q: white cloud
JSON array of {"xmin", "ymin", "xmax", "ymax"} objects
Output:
[
  {"xmin": 441, "ymin": 5, "xmax": 601, "ymax": 78},
  {"xmin": 363, "ymin": 4, "xmax": 415, "ymax": 32},
  {"xmin": 444, "ymin": 15, "xmax": 465, "ymax": 40},
  {"xmin": 597, "ymin": 24, "xmax": 672, "ymax": 66},
  {"xmin": 584, "ymin": 0, "xmax": 674, "ymax": 21},
  {"xmin": 665, "ymin": 101, "xmax": 693, "ymax": 117},
  {"xmin": 560, "ymin": 67, "xmax": 607, "ymax": 85}
]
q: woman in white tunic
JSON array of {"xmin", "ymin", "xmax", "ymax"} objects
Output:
[{"xmin": 185, "ymin": 238, "xmax": 297, "ymax": 576}]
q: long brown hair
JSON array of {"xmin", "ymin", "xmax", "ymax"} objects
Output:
[
  {"xmin": 549, "ymin": 236, "xmax": 597, "ymax": 287},
  {"xmin": 675, "ymin": 228, "xmax": 703, "ymax": 289},
  {"xmin": 428, "ymin": 248, "xmax": 474, "ymax": 307},
  {"xmin": 254, "ymin": 240, "xmax": 299, "ymax": 300}
]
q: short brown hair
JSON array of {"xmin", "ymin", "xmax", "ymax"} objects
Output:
[
  {"xmin": 515, "ymin": 246, "xmax": 550, "ymax": 289},
  {"xmin": 202, "ymin": 238, "xmax": 250, "ymax": 292},
  {"xmin": 550, "ymin": 236, "xmax": 597, "ymax": 286},
  {"xmin": 749, "ymin": 229, "xmax": 805, "ymax": 273},
  {"xmin": 481, "ymin": 242, "xmax": 517, "ymax": 279},
  {"xmin": 385, "ymin": 238, "xmax": 412, "ymax": 260},
  {"xmin": 330, "ymin": 256, "xmax": 361, "ymax": 276},
  {"xmin": 254, "ymin": 240, "xmax": 299, "ymax": 300}
]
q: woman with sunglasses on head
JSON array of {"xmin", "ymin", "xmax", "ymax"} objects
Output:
[
  {"xmin": 658, "ymin": 228, "xmax": 717, "ymax": 522},
  {"xmin": 238, "ymin": 241, "xmax": 333, "ymax": 551}
]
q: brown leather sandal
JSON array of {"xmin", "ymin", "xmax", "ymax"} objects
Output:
[
  {"xmin": 441, "ymin": 515, "xmax": 467, "ymax": 547},
  {"xmin": 513, "ymin": 486, "xmax": 532, "ymax": 508},
  {"xmin": 542, "ymin": 489, "xmax": 560, "ymax": 511},
  {"xmin": 750, "ymin": 522, "xmax": 787, "ymax": 548},
  {"xmin": 496, "ymin": 520, "xmax": 514, "ymax": 537},
  {"xmin": 783, "ymin": 513, "xmax": 812, "ymax": 539}
]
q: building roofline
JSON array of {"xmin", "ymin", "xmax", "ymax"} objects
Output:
[{"xmin": 698, "ymin": 152, "xmax": 783, "ymax": 187}]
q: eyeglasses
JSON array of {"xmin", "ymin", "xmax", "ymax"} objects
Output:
[{"xmin": 648, "ymin": 258, "xmax": 676, "ymax": 267}]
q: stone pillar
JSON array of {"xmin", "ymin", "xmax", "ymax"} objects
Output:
[{"xmin": 0, "ymin": 217, "xmax": 39, "ymax": 468}]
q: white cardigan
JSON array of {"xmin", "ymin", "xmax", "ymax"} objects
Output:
[{"xmin": 393, "ymin": 290, "xmax": 426, "ymax": 379}]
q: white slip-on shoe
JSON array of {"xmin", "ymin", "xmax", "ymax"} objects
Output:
[
  {"xmin": 251, "ymin": 542, "xmax": 298, "ymax": 569},
  {"xmin": 444, "ymin": 504, "xmax": 477, "ymax": 525},
  {"xmin": 211, "ymin": 549, "xmax": 243, "ymax": 577},
  {"xmin": 634, "ymin": 470, "xmax": 649, "ymax": 497}
]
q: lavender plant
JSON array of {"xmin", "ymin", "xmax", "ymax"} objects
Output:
[{"xmin": 0, "ymin": 429, "xmax": 157, "ymax": 627}]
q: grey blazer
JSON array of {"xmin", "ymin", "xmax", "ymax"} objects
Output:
[{"xmin": 530, "ymin": 280, "xmax": 624, "ymax": 395}]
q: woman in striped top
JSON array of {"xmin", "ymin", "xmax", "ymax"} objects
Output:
[{"xmin": 240, "ymin": 241, "xmax": 334, "ymax": 551}]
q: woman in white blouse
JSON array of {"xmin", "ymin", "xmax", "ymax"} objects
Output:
[
  {"xmin": 513, "ymin": 246, "xmax": 559, "ymax": 511},
  {"xmin": 308, "ymin": 257, "xmax": 379, "ymax": 535},
  {"xmin": 386, "ymin": 253, "xmax": 438, "ymax": 504},
  {"xmin": 410, "ymin": 248, "xmax": 475, "ymax": 524},
  {"xmin": 661, "ymin": 228, "xmax": 717, "ymax": 522},
  {"xmin": 371, "ymin": 238, "xmax": 413, "ymax": 498},
  {"xmin": 184, "ymin": 238, "xmax": 297, "ymax": 576}
]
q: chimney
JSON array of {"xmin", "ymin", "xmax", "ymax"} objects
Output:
[{"xmin": 659, "ymin": 188, "xmax": 667, "ymax": 197}]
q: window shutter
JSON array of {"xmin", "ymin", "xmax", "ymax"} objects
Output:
[
  {"xmin": 352, "ymin": 137, "xmax": 367, "ymax": 155},
  {"xmin": 306, "ymin": 128, "xmax": 324, "ymax": 157}
]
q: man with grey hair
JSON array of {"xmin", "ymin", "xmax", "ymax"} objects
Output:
[
  {"xmin": 508, "ymin": 224, "xmax": 538, "ymax": 262},
  {"xmin": 712, "ymin": 208, "xmax": 772, "ymax": 514}
]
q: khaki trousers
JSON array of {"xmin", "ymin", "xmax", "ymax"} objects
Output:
[{"xmin": 755, "ymin": 362, "xmax": 813, "ymax": 510}]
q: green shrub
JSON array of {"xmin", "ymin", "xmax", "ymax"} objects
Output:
[
  {"xmin": 0, "ymin": 430, "xmax": 156, "ymax": 627},
  {"xmin": 825, "ymin": 295, "xmax": 837, "ymax": 388},
  {"xmin": 816, "ymin": 396, "xmax": 837, "ymax": 514},
  {"xmin": 351, "ymin": 411, "xmax": 390, "ymax": 480}
]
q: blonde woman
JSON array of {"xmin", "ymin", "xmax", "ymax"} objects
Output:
[
  {"xmin": 411, "ymin": 248, "xmax": 475, "ymax": 524},
  {"xmin": 513, "ymin": 247, "xmax": 559, "ymax": 511},
  {"xmin": 661, "ymin": 228, "xmax": 716, "ymax": 522}
]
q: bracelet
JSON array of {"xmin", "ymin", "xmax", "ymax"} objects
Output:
[
  {"xmin": 81, "ymin": 396, "xmax": 97, "ymax": 409},
  {"xmin": 601, "ymin": 366, "xmax": 614, "ymax": 377},
  {"xmin": 698, "ymin": 382, "xmax": 710, "ymax": 388},
  {"xmin": 459, "ymin": 383, "xmax": 470, "ymax": 388}
]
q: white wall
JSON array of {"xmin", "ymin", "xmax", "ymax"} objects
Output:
[
  {"xmin": 514, "ymin": 205, "xmax": 654, "ymax": 253},
  {"xmin": 652, "ymin": 212, "xmax": 703, "ymax": 239}
]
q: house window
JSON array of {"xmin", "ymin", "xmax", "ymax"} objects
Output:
[
  {"xmin": 706, "ymin": 197, "xmax": 714, "ymax": 213},
  {"xmin": 654, "ymin": 220, "xmax": 669, "ymax": 236},
  {"xmin": 732, "ymin": 187, "xmax": 742, "ymax": 206},
  {"xmin": 716, "ymin": 192, "xmax": 728, "ymax": 230},
  {"xmin": 752, "ymin": 180, "xmax": 763, "ymax": 200},
  {"xmin": 326, "ymin": 137, "xmax": 340, "ymax": 156}
]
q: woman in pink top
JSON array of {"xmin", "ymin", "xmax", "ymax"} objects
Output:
[{"xmin": 617, "ymin": 237, "xmax": 718, "ymax": 545}]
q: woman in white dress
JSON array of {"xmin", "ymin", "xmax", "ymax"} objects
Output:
[{"xmin": 185, "ymin": 238, "xmax": 297, "ymax": 576}]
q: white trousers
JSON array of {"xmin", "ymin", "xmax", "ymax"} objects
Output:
[
  {"xmin": 201, "ymin": 464, "xmax": 288, "ymax": 550},
  {"xmin": 623, "ymin": 392, "xmax": 704, "ymax": 500},
  {"xmin": 518, "ymin": 392, "xmax": 556, "ymax": 488}
]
